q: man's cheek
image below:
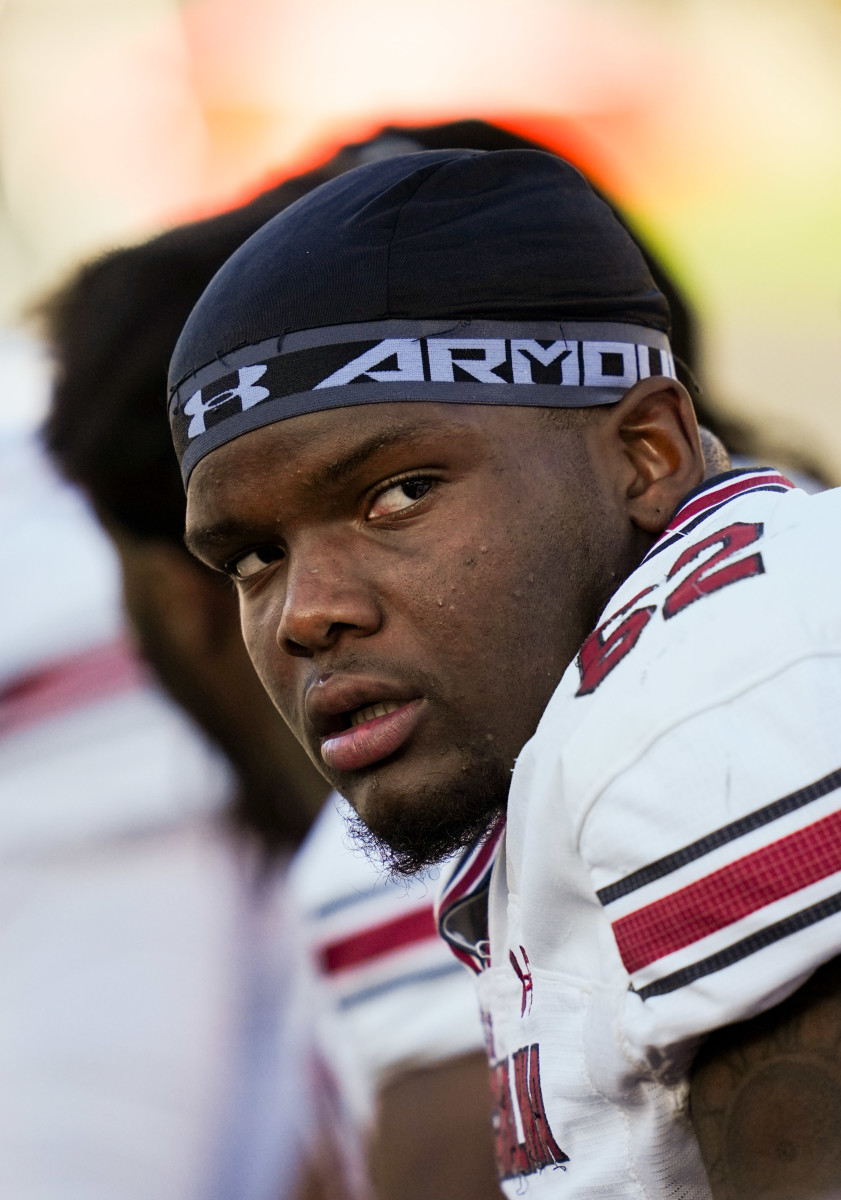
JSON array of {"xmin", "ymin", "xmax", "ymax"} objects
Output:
[
  {"xmin": 240, "ymin": 609, "xmax": 284, "ymax": 702},
  {"xmin": 257, "ymin": 660, "xmax": 303, "ymax": 737}
]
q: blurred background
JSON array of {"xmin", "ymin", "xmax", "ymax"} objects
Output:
[
  {"xmin": 0, "ymin": 6, "xmax": 839, "ymax": 1196},
  {"xmin": 0, "ymin": 0, "xmax": 840, "ymax": 472}
]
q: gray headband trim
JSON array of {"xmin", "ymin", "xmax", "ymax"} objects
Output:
[{"xmin": 170, "ymin": 319, "xmax": 675, "ymax": 485}]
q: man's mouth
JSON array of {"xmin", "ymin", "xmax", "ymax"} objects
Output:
[
  {"xmin": 320, "ymin": 698, "xmax": 425, "ymax": 773},
  {"xmin": 348, "ymin": 700, "xmax": 402, "ymax": 727}
]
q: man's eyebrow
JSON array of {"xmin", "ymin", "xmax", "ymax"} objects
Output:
[
  {"xmin": 311, "ymin": 419, "xmax": 445, "ymax": 490},
  {"xmin": 184, "ymin": 518, "xmax": 254, "ymax": 560}
]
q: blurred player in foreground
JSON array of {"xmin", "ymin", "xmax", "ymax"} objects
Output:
[
  {"xmin": 0, "ymin": 417, "xmax": 325, "ymax": 1196},
  {"xmin": 169, "ymin": 147, "xmax": 841, "ymax": 1199}
]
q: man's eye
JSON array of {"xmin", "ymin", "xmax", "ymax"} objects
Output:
[
  {"xmin": 369, "ymin": 478, "xmax": 433, "ymax": 519},
  {"xmin": 230, "ymin": 546, "xmax": 284, "ymax": 579}
]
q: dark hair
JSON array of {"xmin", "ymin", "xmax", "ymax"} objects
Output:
[
  {"xmin": 40, "ymin": 161, "xmax": 345, "ymax": 539},
  {"xmin": 41, "ymin": 118, "xmax": 704, "ymax": 538}
]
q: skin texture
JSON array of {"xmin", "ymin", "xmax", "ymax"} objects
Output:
[
  {"xmin": 691, "ymin": 958, "xmax": 841, "ymax": 1200},
  {"xmin": 369, "ymin": 1052, "xmax": 505, "ymax": 1200},
  {"xmin": 186, "ymin": 381, "xmax": 702, "ymax": 874}
]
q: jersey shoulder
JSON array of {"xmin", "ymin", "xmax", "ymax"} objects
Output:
[
  {"xmin": 509, "ymin": 477, "xmax": 841, "ymax": 1049},
  {"xmin": 520, "ymin": 477, "xmax": 841, "ymax": 840},
  {"xmin": 553, "ymin": 480, "xmax": 839, "ymax": 732}
]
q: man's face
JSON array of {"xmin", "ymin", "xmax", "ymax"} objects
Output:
[{"xmin": 186, "ymin": 401, "xmax": 631, "ymax": 871}]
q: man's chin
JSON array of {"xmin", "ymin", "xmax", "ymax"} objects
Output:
[{"xmin": 341, "ymin": 757, "xmax": 507, "ymax": 878}]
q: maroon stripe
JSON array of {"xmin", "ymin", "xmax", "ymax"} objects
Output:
[
  {"xmin": 613, "ymin": 808, "xmax": 841, "ymax": 975},
  {"xmin": 0, "ymin": 639, "xmax": 147, "ymax": 736},
  {"xmin": 452, "ymin": 948, "xmax": 483, "ymax": 975},
  {"xmin": 441, "ymin": 815, "xmax": 506, "ymax": 911},
  {"xmin": 665, "ymin": 473, "xmax": 792, "ymax": 536},
  {"xmin": 441, "ymin": 938, "xmax": 483, "ymax": 975},
  {"xmin": 321, "ymin": 905, "xmax": 437, "ymax": 973}
]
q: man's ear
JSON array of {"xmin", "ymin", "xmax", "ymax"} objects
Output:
[{"xmin": 608, "ymin": 376, "xmax": 705, "ymax": 535}]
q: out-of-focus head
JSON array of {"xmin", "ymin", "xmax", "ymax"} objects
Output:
[{"xmin": 174, "ymin": 148, "xmax": 704, "ymax": 873}]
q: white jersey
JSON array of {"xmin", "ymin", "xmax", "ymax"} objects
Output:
[
  {"xmin": 0, "ymin": 430, "xmax": 318, "ymax": 1200},
  {"xmin": 438, "ymin": 468, "xmax": 841, "ymax": 1198},
  {"xmin": 290, "ymin": 793, "xmax": 485, "ymax": 1121}
]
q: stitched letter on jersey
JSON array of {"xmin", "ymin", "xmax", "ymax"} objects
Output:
[{"xmin": 490, "ymin": 1043, "xmax": 569, "ymax": 1182}]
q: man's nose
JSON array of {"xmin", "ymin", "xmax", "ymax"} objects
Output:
[{"xmin": 276, "ymin": 545, "xmax": 381, "ymax": 657}]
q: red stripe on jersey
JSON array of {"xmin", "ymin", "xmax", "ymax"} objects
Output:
[
  {"xmin": 321, "ymin": 905, "xmax": 437, "ymax": 973},
  {"xmin": 613, "ymin": 807, "xmax": 841, "ymax": 975},
  {"xmin": 0, "ymin": 638, "xmax": 147, "ymax": 736},
  {"xmin": 664, "ymin": 472, "xmax": 794, "ymax": 537},
  {"xmin": 440, "ymin": 814, "xmax": 506, "ymax": 913},
  {"xmin": 448, "ymin": 943, "xmax": 484, "ymax": 975}
]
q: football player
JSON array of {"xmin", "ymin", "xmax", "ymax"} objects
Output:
[{"xmin": 171, "ymin": 148, "xmax": 841, "ymax": 1199}]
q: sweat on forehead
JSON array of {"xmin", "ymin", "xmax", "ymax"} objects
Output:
[{"xmin": 168, "ymin": 148, "xmax": 673, "ymax": 487}]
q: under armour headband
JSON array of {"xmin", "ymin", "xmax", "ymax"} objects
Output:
[
  {"xmin": 170, "ymin": 318, "xmax": 675, "ymax": 483},
  {"xmin": 169, "ymin": 149, "xmax": 672, "ymax": 485}
]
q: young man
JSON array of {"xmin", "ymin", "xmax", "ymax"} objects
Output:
[{"xmin": 170, "ymin": 147, "xmax": 841, "ymax": 1199}]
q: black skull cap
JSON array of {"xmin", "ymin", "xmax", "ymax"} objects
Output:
[{"xmin": 169, "ymin": 148, "xmax": 669, "ymax": 392}]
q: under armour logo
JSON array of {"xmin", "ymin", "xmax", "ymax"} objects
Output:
[
  {"xmin": 509, "ymin": 945, "xmax": 533, "ymax": 1017},
  {"xmin": 183, "ymin": 364, "xmax": 270, "ymax": 438}
]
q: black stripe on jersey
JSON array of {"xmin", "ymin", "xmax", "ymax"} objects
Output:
[
  {"xmin": 636, "ymin": 888, "xmax": 841, "ymax": 999},
  {"xmin": 643, "ymin": 485, "xmax": 790, "ymax": 566},
  {"xmin": 597, "ymin": 765, "xmax": 841, "ymax": 906}
]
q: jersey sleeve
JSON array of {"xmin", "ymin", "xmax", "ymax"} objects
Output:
[
  {"xmin": 579, "ymin": 651, "xmax": 841, "ymax": 1053},
  {"xmin": 289, "ymin": 796, "xmax": 485, "ymax": 1109}
]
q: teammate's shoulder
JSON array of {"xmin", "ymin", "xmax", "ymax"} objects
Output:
[{"xmin": 287, "ymin": 794, "xmax": 363, "ymax": 906}]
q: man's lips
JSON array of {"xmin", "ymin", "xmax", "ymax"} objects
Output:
[
  {"xmin": 305, "ymin": 674, "xmax": 416, "ymax": 736},
  {"xmin": 320, "ymin": 699, "xmax": 425, "ymax": 772}
]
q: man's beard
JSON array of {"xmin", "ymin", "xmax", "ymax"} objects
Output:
[{"xmin": 343, "ymin": 748, "xmax": 508, "ymax": 878}]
